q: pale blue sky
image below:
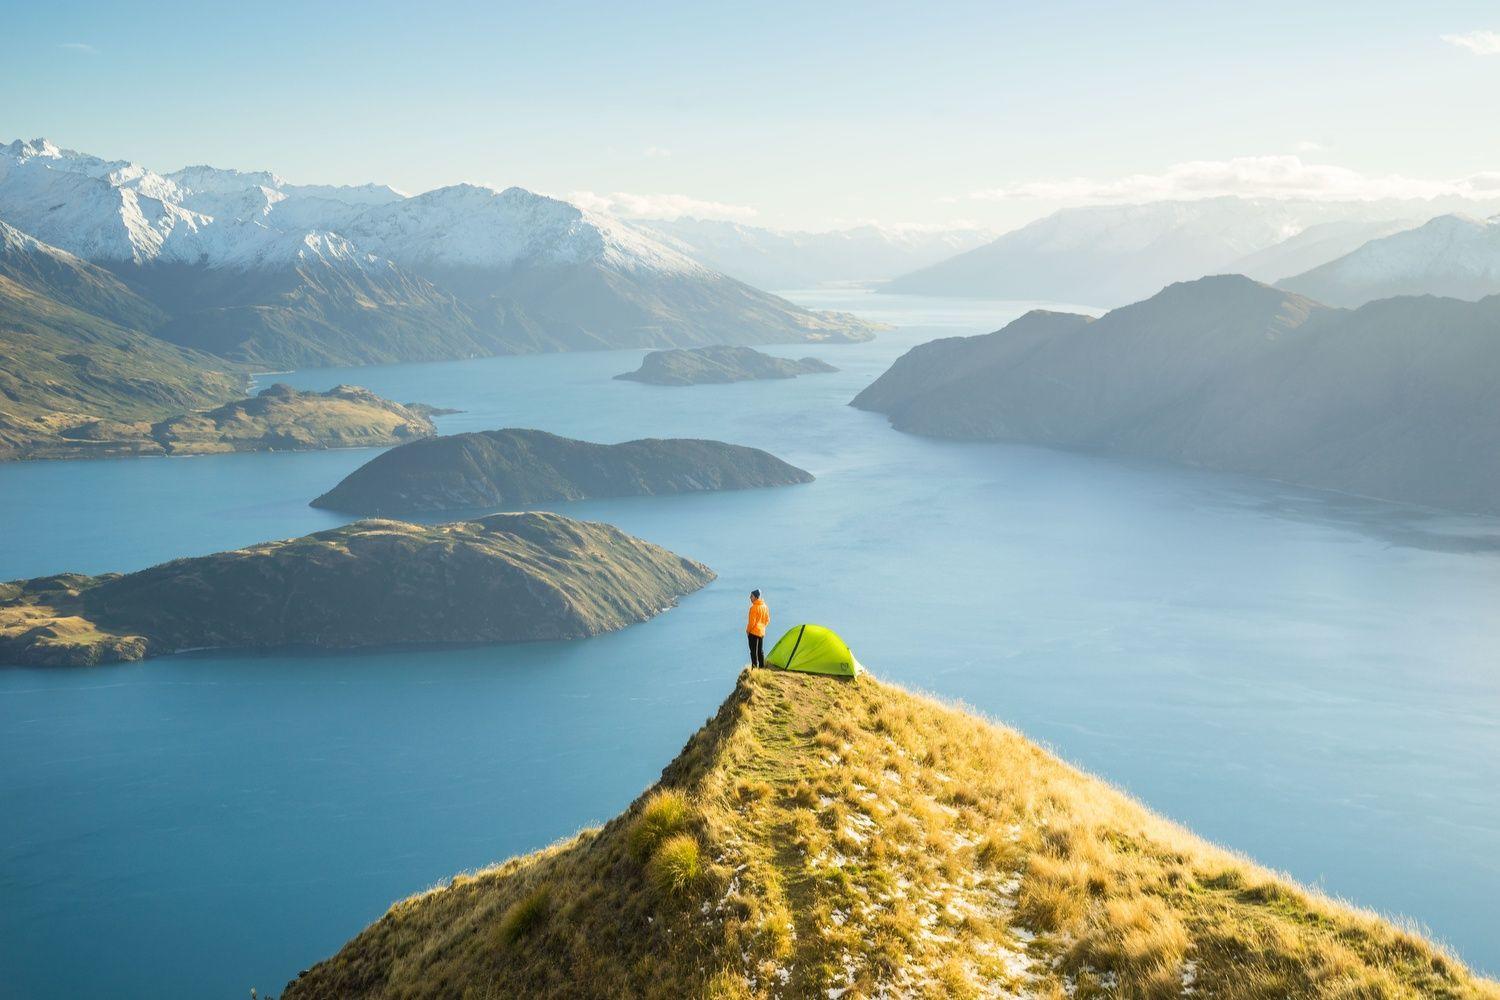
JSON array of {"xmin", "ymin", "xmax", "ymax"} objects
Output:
[{"xmin": 6, "ymin": 0, "xmax": 1498, "ymax": 229}]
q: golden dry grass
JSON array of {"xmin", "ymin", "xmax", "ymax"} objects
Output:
[{"xmin": 282, "ymin": 669, "xmax": 1498, "ymax": 1000}]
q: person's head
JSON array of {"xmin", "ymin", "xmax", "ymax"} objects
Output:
[{"xmin": 750, "ymin": 589, "xmax": 761, "ymax": 602}]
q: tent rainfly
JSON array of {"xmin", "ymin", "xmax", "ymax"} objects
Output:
[{"xmin": 765, "ymin": 624, "xmax": 862, "ymax": 678}]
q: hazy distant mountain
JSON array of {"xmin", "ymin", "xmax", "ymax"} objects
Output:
[
  {"xmin": 0, "ymin": 138, "xmax": 874, "ymax": 367},
  {"xmin": 881, "ymin": 198, "xmax": 1488, "ymax": 306},
  {"xmin": 855, "ymin": 275, "xmax": 1500, "ymax": 514},
  {"xmin": 633, "ymin": 218, "xmax": 994, "ymax": 288},
  {"xmin": 1277, "ymin": 214, "xmax": 1500, "ymax": 306},
  {"xmin": 1228, "ymin": 218, "xmax": 1418, "ymax": 283}
]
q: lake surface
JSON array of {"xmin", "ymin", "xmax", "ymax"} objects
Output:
[{"xmin": 3, "ymin": 289, "xmax": 1499, "ymax": 998}]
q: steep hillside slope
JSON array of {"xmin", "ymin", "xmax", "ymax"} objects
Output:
[
  {"xmin": 0, "ymin": 219, "xmax": 164, "ymax": 329},
  {"xmin": 285, "ymin": 668, "xmax": 1496, "ymax": 1000},
  {"xmin": 121, "ymin": 240, "xmax": 493, "ymax": 369},
  {"xmin": 615, "ymin": 345, "xmax": 837, "ymax": 385},
  {"xmin": 0, "ymin": 239, "xmax": 242, "ymax": 457},
  {"xmin": 1278, "ymin": 214, "xmax": 1500, "ymax": 306},
  {"xmin": 311, "ymin": 429, "xmax": 813, "ymax": 514},
  {"xmin": 853, "ymin": 276, "xmax": 1500, "ymax": 514},
  {"xmin": 0, "ymin": 513, "xmax": 713, "ymax": 666}
]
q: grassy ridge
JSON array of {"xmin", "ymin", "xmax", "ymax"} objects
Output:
[{"xmin": 283, "ymin": 669, "xmax": 1496, "ymax": 999}]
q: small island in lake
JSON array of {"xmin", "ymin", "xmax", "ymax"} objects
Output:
[
  {"xmin": 615, "ymin": 345, "xmax": 838, "ymax": 385},
  {"xmin": 12, "ymin": 383, "xmax": 438, "ymax": 460},
  {"xmin": 310, "ymin": 428, "xmax": 814, "ymax": 515},
  {"xmin": 0, "ymin": 513, "xmax": 713, "ymax": 666}
]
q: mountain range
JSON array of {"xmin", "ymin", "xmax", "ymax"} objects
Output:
[
  {"xmin": 881, "ymin": 197, "xmax": 1500, "ymax": 307},
  {"xmin": 1278, "ymin": 213, "xmax": 1500, "ymax": 306},
  {"xmin": 854, "ymin": 274, "xmax": 1500, "ymax": 515},
  {"xmin": 0, "ymin": 138, "xmax": 874, "ymax": 370}
]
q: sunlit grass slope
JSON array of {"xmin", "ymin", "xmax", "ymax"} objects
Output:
[{"xmin": 284, "ymin": 669, "xmax": 1497, "ymax": 1000}]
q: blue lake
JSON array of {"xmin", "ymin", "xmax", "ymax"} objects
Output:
[{"xmin": 2, "ymin": 290, "xmax": 1499, "ymax": 998}]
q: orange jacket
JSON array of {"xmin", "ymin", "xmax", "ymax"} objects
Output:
[{"xmin": 747, "ymin": 598, "xmax": 769, "ymax": 637}]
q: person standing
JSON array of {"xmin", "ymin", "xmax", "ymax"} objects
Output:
[{"xmin": 746, "ymin": 589, "xmax": 769, "ymax": 668}]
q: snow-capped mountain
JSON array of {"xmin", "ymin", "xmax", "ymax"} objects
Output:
[
  {"xmin": 164, "ymin": 164, "xmax": 405, "ymax": 230},
  {"xmin": 0, "ymin": 139, "xmax": 209, "ymax": 263},
  {"xmin": 882, "ymin": 197, "xmax": 1496, "ymax": 307},
  {"xmin": 633, "ymin": 218, "xmax": 995, "ymax": 288},
  {"xmin": 343, "ymin": 184, "xmax": 710, "ymax": 276},
  {"xmin": 0, "ymin": 137, "xmax": 873, "ymax": 366},
  {"xmin": 1228, "ymin": 218, "xmax": 1420, "ymax": 283},
  {"xmin": 1277, "ymin": 214, "xmax": 1500, "ymax": 306}
]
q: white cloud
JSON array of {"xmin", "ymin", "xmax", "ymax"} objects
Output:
[
  {"xmin": 1295, "ymin": 140, "xmax": 1326, "ymax": 153},
  {"xmin": 969, "ymin": 155, "xmax": 1500, "ymax": 205},
  {"xmin": 1442, "ymin": 30, "xmax": 1500, "ymax": 55},
  {"xmin": 568, "ymin": 190, "xmax": 758, "ymax": 221},
  {"xmin": 642, "ymin": 146, "xmax": 672, "ymax": 159},
  {"xmin": 59, "ymin": 42, "xmax": 97, "ymax": 53}
]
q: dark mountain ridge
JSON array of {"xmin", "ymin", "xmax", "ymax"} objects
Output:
[{"xmin": 854, "ymin": 275, "xmax": 1500, "ymax": 514}]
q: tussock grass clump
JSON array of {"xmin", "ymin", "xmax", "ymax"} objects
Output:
[
  {"xmin": 647, "ymin": 833, "xmax": 704, "ymax": 898},
  {"xmin": 628, "ymin": 788, "xmax": 690, "ymax": 860},
  {"xmin": 285, "ymin": 669, "xmax": 1499, "ymax": 1000},
  {"xmin": 492, "ymin": 886, "xmax": 550, "ymax": 946}
]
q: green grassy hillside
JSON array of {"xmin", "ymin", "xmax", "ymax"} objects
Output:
[
  {"xmin": 0, "ymin": 271, "xmax": 243, "ymax": 457},
  {"xmin": 284, "ymin": 668, "xmax": 1496, "ymax": 1000}
]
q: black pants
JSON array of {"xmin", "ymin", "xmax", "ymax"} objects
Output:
[{"xmin": 747, "ymin": 632, "xmax": 765, "ymax": 668}]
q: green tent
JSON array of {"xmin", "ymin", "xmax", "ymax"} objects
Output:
[{"xmin": 765, "ymin": 624, "xmax": 862, "ymax": 678}]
